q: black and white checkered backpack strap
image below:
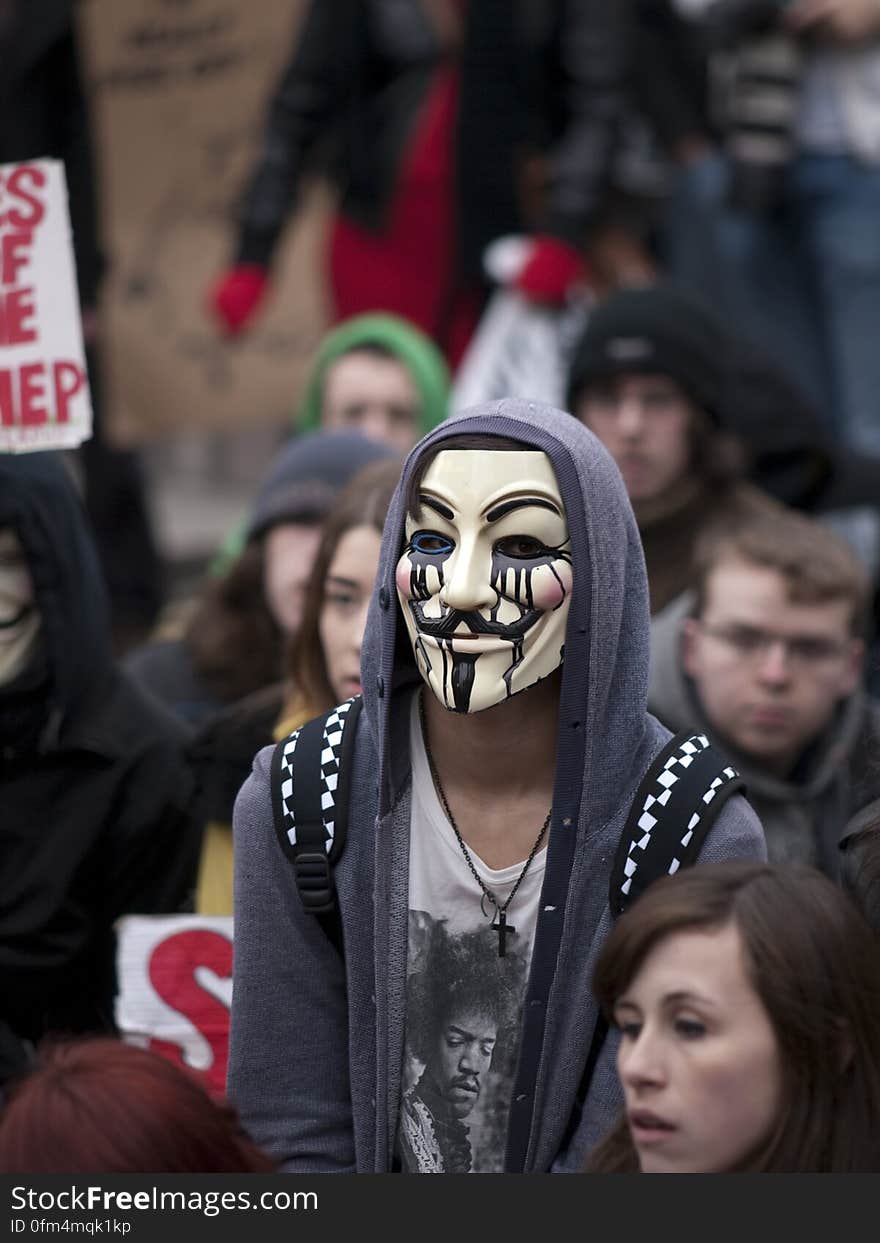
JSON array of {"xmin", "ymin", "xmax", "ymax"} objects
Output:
[
  {"xmin": 270, "ymin": 696, "xmax": 364, "ymax": 923},
  {"xmin": 609, "ymin": 730, "xmax": 744, "ymax": 916}
]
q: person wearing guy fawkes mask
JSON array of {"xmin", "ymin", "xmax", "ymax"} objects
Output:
[
  {"xmin": 0, "ymin": 453, "xmax": 200, "ymax": 1068},
  {"xmin": 0, "ymin": 528, "xmax": 45, "ymax": 1082},
  {"xmin": 227, "ymin": 399, "xmax": 765, "ymax": 1173},
  {"xmin": 0, "ymin": 529, "xmax": 44, "ymax": 751}
]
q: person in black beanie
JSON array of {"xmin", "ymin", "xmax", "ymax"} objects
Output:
[
  {"xmin": 566, "ymin": 283, "xmax": 778, "ymax": 614},
  {"xmin": 567, "ymin": 283, "xmax": 727, "ymax": 424}
]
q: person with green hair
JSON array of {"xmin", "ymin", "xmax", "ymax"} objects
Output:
[{"xmin": 296, "ymin": 312, "xmax": 450, "ymax": 450}]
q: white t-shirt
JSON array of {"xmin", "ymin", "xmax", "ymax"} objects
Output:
[{"xmin": 397, "ymin": 692, "xmax": 547, "ymax": 1173}]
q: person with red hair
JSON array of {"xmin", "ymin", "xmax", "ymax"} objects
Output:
[{"xmin": 0, "ymin": 1039, "xmax": 274, "ymax": 1173}]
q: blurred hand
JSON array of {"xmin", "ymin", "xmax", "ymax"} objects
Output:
[
  {"xmin": 513, "ymin": 235, "xmax": 588, "ymax": 306},
  {"xmin": 208, "ymin": 264, "xmax": 269, "ymax": 334},
  {"xmin": 785, "ymin": 0, "xmax": 880, "ymax": 42}
]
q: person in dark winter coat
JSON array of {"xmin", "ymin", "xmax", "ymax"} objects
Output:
[{"xmin": 0, "ymin": 453, "xmax": 200, "ymax": 1076}]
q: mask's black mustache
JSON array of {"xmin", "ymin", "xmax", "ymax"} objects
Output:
[
  {"xmin": 0, "ymin": 603, "xmax": 33, "ymax": 631},
  {"xmin": 412, "ymin": 605, "xmax": 541, "ymax": 640}
]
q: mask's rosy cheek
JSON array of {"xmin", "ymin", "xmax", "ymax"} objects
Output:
[
  {"xmin": 531, "ymin": 560, "xmax": 573, "ymax": 610},
  {"xmin": 395, "ymin": 557, "xmax": 413, "ymax": 600}
]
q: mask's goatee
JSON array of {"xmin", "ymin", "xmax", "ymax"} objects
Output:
[{"xmin": 451, "ymin": 654, "xmax": 477, "ymax": 713}]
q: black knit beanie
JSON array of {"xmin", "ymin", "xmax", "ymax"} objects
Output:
[{"xmin": 565, "ymin": 284, "xmax": 728, "ymax": 423}]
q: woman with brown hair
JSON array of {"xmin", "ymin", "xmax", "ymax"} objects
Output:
[
  {"xmin": 194, "ymin": 457, "xmax": 402, "ymax": 913},
  {"xmin": 126, "ymin": 431, "xmax": 393, "ymax": 728},
  {"xmin": 0, "ymin": 1039, "xmax": 274, "ymax": 1173},
  {"xmin": 586, "ymin": 861, "xmax": 880, "ymax": 1173},
  {"xmin": 278, "ymin": 456, "xmax": 402, "ymax": 733}
]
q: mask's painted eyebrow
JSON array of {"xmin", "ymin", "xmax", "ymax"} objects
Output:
[
  {"xmin": 486, "ymin": 497, "xmax": 561, "ymax": 523},
  {"xmin": 419, "ymin": 494, "xmax": 454, "ymax": 520}
]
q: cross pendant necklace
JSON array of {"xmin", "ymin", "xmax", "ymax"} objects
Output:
[
  {"xmin": 419, "ymin": 693, "xmax": 550, "ymax": 959},
  {"xmin": 491, "ymin": 909, "xmax": 516, "ymax": 957}
]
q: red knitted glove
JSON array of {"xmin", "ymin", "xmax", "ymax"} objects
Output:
[
  {"xmin": 513, "ymin": 236, "xmax": 586, "ymax": 305},
  {"xmin": 209, "ymin": 264, "xmax": 269, "ymax": 334}
]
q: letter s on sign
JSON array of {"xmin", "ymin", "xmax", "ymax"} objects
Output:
[
  {"xmin": 6, "ymin": 166, "xmax": 46, "ymax": 230},
  {"xmin": 147, "ymin": 929, "xmax": 233, "ymax": 1096}
]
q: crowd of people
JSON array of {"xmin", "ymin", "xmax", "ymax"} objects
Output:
[{"xmin": 2, "ymin": 0, "xmax": 880, "ymax": 1177}]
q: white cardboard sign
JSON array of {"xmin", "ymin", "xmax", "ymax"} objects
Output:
[
  {"xmin": 115, "ymin": 914, "xmax": 233, "ymax": 1097},
  {"xmin": 0, "ymin": 159, "xmax": 93, "ymax": 452}
]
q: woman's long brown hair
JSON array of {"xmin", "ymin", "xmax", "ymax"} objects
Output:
[
  {"xmin": 283, "ymin": 458, "xmax": 402, "ymax": 723},
  {"xmin": 586, "ymin": 862, "xmax": 880, "ymax": 1173}
]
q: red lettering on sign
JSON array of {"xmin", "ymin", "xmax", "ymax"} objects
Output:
[
  {"xmin": 0, "ymin": 287, "xmax": 37, "ymax": 345},
  {"xmin": 0, "ymin": 361, "xmax": 86, "ymax": 426},
  {"xmin": 0, "ymin": 232, "xmax": 32, "ymax": 286},
  {"xmin": 147, "ymin": 930, "xmax": 233, "ymax": 1096},
  {"xmin": 53, "ymin": 360, "xmax": 84, "ymax": 422},
  {"xmin": 4, "ymin": 165, "xmax": 46, "ymax": 229},
  {"xmin": 0, "ymin": 369, "xmax": 12, "ymax": 425},
  {"xmin": 18, "ymin": 363, "xmax": 46, "ymax": 425}
]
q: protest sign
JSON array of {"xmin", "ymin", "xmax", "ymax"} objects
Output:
[
  {"xmin": 78, "ymin": 0, "xmax": 331, "ymax": 445},
  {"xmin": 0, "ymin": 159, "xmax": 92, "ymax": 452},
  {"xmin": 116, "ymin": 914, "xmax": 233, "ymax": 1096}
]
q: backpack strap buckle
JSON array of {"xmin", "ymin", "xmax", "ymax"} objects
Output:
[{"xmin": 292, "ymin": 848, "xmax": 336, "ymax": 914}]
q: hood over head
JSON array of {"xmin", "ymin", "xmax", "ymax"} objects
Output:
[
  {"xmin": 0, "ymin": 452, "xmax": 111, "ymax": 726},
  {"xmin": 361, "ymin": 398, "xmax": 652, "ymax": 832},
  {"xmin": 297, "ymin": 313, "xmax": 451, "ymax": 438}
]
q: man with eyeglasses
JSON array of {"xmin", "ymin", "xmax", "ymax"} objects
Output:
[{"xmin": 649, "ymin": 508, "xmax": 880, "ymax": 877}]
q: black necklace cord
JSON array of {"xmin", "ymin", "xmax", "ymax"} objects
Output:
[{"xmin": 418, "ymin": 692, "xmax": 551, "ymax": 923}]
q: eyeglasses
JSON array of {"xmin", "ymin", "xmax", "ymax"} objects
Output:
[{"xmin": 697, "ymin": 622, "xmax": 850, "ymax": 669}]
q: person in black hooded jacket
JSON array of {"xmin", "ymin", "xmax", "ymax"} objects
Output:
[{"xmin": 0, "ymin": 452, "xmax": 200, "ymax": 1078}]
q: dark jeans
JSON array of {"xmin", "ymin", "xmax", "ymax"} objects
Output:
[{"xmin": 664, "ymin": 149, "xmax": 880, "ymax": 454}]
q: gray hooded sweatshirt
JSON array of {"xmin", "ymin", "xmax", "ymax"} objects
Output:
[
  {"xmin": 228, "ymin": 400, "xmax": 765, "ymax": 1173},
  {"xmin": 650, "ymin": 593, "xmax": 880, "ymax": 878}
]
